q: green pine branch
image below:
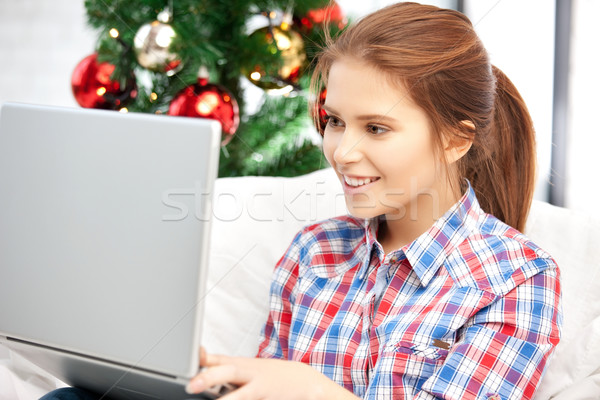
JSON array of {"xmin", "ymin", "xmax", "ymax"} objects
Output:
[{"xmin": 82, "ymin": 0, "xmax": 345, "ymax": 177}]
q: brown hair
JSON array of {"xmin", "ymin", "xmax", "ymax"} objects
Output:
[{"xmin": 310, "ymin": 2, "xmax": 536, "ymax": 231}]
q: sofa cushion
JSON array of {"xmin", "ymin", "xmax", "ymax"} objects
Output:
[
  {"xmin": 524, "ymin": 200, "xmax": 600, "ymax": 398},
  {"xmin": 202, "ymin": 167, "xmax": 344, "ymax": 357}
]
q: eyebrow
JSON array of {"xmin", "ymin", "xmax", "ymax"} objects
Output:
[
  {"xmin": 356, "ymin": 114, "xmax": 398, "ymax": 123},
  {"xmin": 321, "ymin": 105, "xmax": 399, "ymax": 124}
]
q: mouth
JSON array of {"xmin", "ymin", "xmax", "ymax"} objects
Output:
[{"xmin": 342, "ymin": 174, "xmax": 381, "ymax": 189}]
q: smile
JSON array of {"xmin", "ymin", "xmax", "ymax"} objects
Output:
[{"xmin": 343, "ymin": 175, "xmax": 381, "ymax": 188}]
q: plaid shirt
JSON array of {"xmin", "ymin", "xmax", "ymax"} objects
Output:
[{"xmin": 257, "ymin": 182, "xmax": 562, "ymax": 400}]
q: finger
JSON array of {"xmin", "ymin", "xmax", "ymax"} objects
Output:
[
  {"xmin": 218, "ymin": 381, "xmax": 257, "ymax": 400},
  {"xmin": 204, "ymin": 352, "xmax": 232, "ymax": 367},
  {"xmin": 198, "ymin": 346, "xmax": 207, "ymax": 366},
  {"xmin": 186, "ymin": 364, "xmax": 249, "ymax": 394}
]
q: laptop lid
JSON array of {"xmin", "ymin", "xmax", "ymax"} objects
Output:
[{"xmin": 0, "ymin": 103, "xmax": 220, "ymax": 380}]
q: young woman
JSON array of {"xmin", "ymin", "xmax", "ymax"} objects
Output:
[{"xmin": 43, "ymin": 2, "xmax": 561, "ymax": 399}]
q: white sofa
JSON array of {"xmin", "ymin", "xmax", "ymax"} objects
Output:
[{"xmin": 1, "ymin": 168, "xmax": 599, "ymax": 399}]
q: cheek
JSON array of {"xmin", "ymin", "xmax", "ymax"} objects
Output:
[
  {"xmin": 380, "ymin": 136, "xmax": 438, "ymax": 182},
  {"xmin": 322, "ymin": 132, "xmax": 338, "ymax": 166}
]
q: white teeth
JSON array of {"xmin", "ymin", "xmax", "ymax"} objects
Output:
[{"xmin": 344, "ymin": 175, "xmax": 375, "ymax": 187}]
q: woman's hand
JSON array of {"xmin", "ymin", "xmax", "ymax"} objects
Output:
[{"xmin": 186, "ymin": 349, "xmax": 361, "ymax": 400}]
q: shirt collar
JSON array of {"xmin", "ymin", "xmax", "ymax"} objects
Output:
[{"xmin": 364, "ymin": 180, "xmax": 482, "ymax": 287}]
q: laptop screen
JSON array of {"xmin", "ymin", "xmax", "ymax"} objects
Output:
[{"xmin": 0, "ymin": 103, "xmax": 220, "ymax": 378}]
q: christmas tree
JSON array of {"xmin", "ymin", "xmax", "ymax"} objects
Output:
[{"xmin": 72, "ymin": 0, "xmax": 347, "ymax": 177}]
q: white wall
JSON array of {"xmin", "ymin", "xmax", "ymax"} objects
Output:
[
  {"xmin": 0, "ymin": 0, "xmax": 96, "ymax": 107},
  {"xmin": 566, "ymin": 0, "xmax": 600, "ymax": 216},
  {"xmin": 465, "ymin": 0, "xmax": 555, "ymax": 202},
  {"xmin": 338, "ymin": 0, "xmax": 456, "ymax": 17}
]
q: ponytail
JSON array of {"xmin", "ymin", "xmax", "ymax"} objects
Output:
[{"xmin": 464, "ymin": 66, "xmax": 536, "ymax": 232}]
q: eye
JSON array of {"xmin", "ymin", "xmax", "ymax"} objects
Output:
[
  {"xmin": 324, "ymin": 114, "xmax": 344, "ymax": 128},
  {"xmin": 366, "ymin": 124, "xmax": 388, "ymax": 135}
]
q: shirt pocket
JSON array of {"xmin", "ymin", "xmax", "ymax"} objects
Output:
[{"xmin": 376, "ymin": 338, "xmax": 449, "ymax": 396}]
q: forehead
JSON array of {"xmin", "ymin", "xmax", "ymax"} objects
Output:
[{"xmin": 324, "ymin": 58, "xmax": 418, "ymax": 113}]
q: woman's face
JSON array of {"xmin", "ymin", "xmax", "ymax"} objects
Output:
[{"xmin": 322, "ymin": 58, "xmax": 447, "ymax": 220}]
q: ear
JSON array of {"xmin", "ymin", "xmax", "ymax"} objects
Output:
[{"xmin": 442, "ymin": 120, "xmax": 474, "ymax": 164}]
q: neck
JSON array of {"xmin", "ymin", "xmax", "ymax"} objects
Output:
[{"xmin": 378, "ymin": 182, "xmax": 462, "ymax": 254}]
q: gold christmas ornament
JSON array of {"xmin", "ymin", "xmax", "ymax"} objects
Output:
[
  {"xmin": 133, "ymin": 20, "xmax": 182, "ymax": 75},
  {"xmin": 244, "ymin": 25, "xmax": 306, "ymax": 91}
]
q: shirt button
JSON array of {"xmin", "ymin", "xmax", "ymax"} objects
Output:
[
  {"xmin": 486, "ymin": 394, "xmax": 501, "ymax": 400},
  {"xmin": 390, "ymin": 255, "xmax": 398, "ymax": 263}
]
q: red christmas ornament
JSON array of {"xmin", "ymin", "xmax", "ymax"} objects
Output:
[
  {"xmin": 297, "ymin": 2, "xmax": 347, "ymax": 31},
  {"xmin": 71, "ymin": 53, "xmax": 136, "ymax": 109},
  {"xmin": 168, "ymin": 77, "xmax": 240, "ymax": 146}
]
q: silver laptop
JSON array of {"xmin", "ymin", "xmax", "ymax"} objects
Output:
[{"xmin": 0, "ymin": 103, "xmax": 231, "ymax": 399}]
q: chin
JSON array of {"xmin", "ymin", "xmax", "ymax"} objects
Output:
[{"xmin": 344, "ymin": 201, "xmax": 384, "ymax": 220}]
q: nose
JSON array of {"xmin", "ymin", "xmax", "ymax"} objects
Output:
[{"xmin": 333, "ymin": 129, "xmax": 363, "ymax": 166}]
